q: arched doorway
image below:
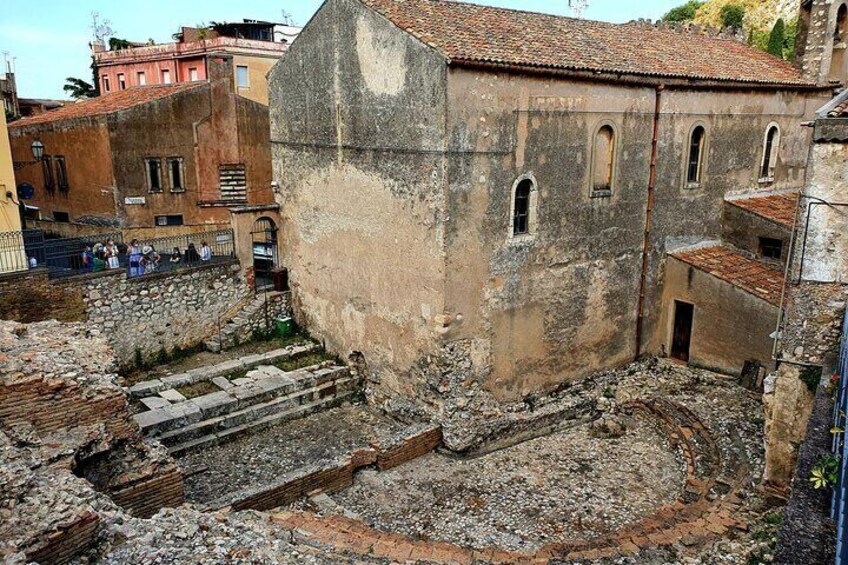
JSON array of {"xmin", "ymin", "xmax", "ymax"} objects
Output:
[{"xmin": 251, "ymin": 217, "xmax": 278, "ymax": 290}]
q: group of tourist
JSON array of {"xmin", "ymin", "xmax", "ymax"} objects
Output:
[{"xmin": 81, "ymin": 237, "xmax": 213, "ymax": 276}]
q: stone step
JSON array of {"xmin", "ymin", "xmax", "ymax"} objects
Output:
[
  {"xmin": 167, "ymin": 390, "xmax": 360, "ymax": 457},
  {"xmin": 157, "ymin": 373, "xmax": 359, "ymax": 447},
  {"xmin": 127, "ymin": 344, "xmax": 320, "ymax": 399},
  {"xmin": 133, "ymin": 365, "xmax": 352, "ymax": 436}
]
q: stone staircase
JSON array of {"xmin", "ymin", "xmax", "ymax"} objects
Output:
[
  {"xmin": 128, "ymin": 348, "xmax": 362, "ymax": 456},
  {"xmin": 204, "ymin": 291, "xmax": 290, "ymax": 353}
]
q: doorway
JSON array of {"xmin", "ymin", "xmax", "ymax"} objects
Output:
[
  {"xmin": 251, "ymin": 217, "xmax": 278, "ymax": 291},
  {"xmin": 671, "ymin": 300, "xmax": 694, "ymax": 362}
]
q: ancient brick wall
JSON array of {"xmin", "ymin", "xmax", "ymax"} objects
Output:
[
  {"xmin": 83, "ymin": 260, "xmax": 251, "ymax": 366},
  {"xmin": 0, "ymin": 268, "xmax": 87, "ymax": 324}
]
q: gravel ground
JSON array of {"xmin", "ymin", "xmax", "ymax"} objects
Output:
[
  {"xmin": 180, "ymin": 403, "xmax": 407, "ymax": 504},
  {"xmin": 328, "ymin": 412, "xmax": 682, "ymax": 552}
]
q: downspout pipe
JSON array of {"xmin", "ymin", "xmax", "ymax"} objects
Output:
[{"xmin": 635, "ymin": 84, "xmax": 664, "ymax": 360}]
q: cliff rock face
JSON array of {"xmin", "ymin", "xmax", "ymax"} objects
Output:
[{"xmin": 693, "ymin": 0, "xmax": 799, "ymax": 30}]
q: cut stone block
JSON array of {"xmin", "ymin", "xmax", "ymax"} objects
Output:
[
  {"xmin": 161, "ymin": 373, "xmax": 193, "ymax": 389},
  {"xmin": 140, "ymin": 396, "xmax": 171, "ymax": 411},
  {"xmin": 128, "ymin": 379, "xmax": 164, "ymax": 398},
  {"xmin": 160, "ymin": 389, "xmax": 187, "ymax": 403},
  {"xmin": 192, "ymin": 391, "xmax": 238, "ymax": 418},
  {"xmin": 231, "ymin": 378, "xmax": 254, "ymax": 387},
  {"xmin": 212, "ymin": 376, "xmax": 233, "ymax": 391}
]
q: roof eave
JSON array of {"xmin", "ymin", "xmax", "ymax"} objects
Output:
[{"xmin": 448, "ymin": 58, "xmax": 823, "ymax": 91}]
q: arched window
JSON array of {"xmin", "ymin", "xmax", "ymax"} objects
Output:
[
  {"xmin": 686, "ymin": 125, "xmax": 706, "ymax": 187},
  {"xmin": 591, "ymin": 124, "xmax": 616, "ymax": 196},
  {"xmin": 512, "ymin": 179, "xmax": 533, "ymax": 236},
  {"xmin": 836, "ymin": 4, "xmax": 847, "ymax": 42},
  {"xmin": 760, "ymin": 124, "xmax": 780, "ymax": 180}
]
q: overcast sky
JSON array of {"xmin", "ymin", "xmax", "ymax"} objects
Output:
[{"xmin": 0, "ymin": 0, "xmax": 682, "ymax": 99}]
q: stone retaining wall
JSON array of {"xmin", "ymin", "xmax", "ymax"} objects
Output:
[
  {"xmin": 0, "ymin": 267, "xmax": 87, "ymax": 324},
  {"xmin": 83, "ymin": 260, "xmax": 251, "ymax": 366},
  {"xmin": 215, "ymin": 424, "xmax": 442, "ymax": 511}
]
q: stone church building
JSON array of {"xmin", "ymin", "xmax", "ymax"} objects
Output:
[{"xmin": 269, "ymin": 0, "xmax": 844, "ymax": 417}]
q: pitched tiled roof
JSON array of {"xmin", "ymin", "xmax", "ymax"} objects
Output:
[
  {"xmin": 828, "ymin": 99, "xmax": 848, "ymax": 117},
  {"xmin": 726, "ymin": 192, "xmax": 799, "ymax": 228},
  {"xmin": 8, "ymin": 83, "xmax": 205, "ymax": 128},
  {"xmin": 671, "ymin": 246, "xmax": 784, "ymax": 305},
  {"xmin": 360, "ymin": 0, "xmax": 811, "ymax": 87}
]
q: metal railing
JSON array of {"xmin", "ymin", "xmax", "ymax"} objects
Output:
[
  {"xmin": 0, "ymin": 229, "xmax": 235, "ymax": 280},
  {"xmin": 832, "ymin": 308, "xmax": 848, "ymax": 564}
]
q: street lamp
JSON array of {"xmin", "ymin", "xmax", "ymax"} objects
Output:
[
  {"xmin": 13, "ymin": 140, "xmax": 45, "ymax": 171},
  {"xmin": 31, "ymin": 140, "xmax": 44, "ymax": 161}
]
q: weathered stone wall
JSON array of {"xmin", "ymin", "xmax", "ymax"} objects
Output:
[
  {"xmin": 270, "ymin": 0, "xmax": 449, "ymax": 402},
  {"xmin": 83, "ymin": 260, "xmax": 250, "ymax": 366},
  {"xmin": 658, "ymin": 256, "xmax": 780, "ymax": 375},
  {"xmin": 721, "ymin": 202, "xmax": 793, "ymax": 267},
  {"xmin": 0, "ymin": 267, "xmax": 87, "ymax": 324}
]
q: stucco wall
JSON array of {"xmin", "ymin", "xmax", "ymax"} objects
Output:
[
  {"xmin": 659, "ymin": 257, "xmax": 779, "ymax": 375},
  {"xmin": 0, "ymin": 110, "xmax": 21, "ymax": 236},
  {"xmin": 232, "ymin": 54, "xmax": 277, "ymax": 105},
  {"xmin": 10, "ymin": 117, "xmax": 116, "ymax": 225},
  {"xmin": 721, "ymin": 202, "xmax": 793, "ymax": 267},
  {"xmin": 270, "ymin": 0, "xmax": 449, "ymax": 399}
]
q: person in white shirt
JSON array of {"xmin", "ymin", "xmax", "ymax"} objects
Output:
[{"xmin": 200, "ymin": 241, "xmax": 212, "ymax": 262}]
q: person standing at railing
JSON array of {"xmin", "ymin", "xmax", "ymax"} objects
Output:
[
  {"xmin": 200, "ymin": 241, "xmax": 212, "ymax": 262},
  {"xmin": 185, "ymin": 243, "xmax": 200, "ymax": 264},
  {"xmin": 81, "ymin": 246, "xmax": 93, "ymax": 272},
  {"xmin": 128, "ymin": 239, "xmax": 142, "ymax": 277}
]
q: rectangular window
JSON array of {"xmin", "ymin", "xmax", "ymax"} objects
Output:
[
  {"xmin": 54, "ymin": 156, "xmax": 69, "ymax": 191},
  {"xmin": 102, "ymin": 76, "xmax": 110, "ymax": 93},
  {"xmin": 137, "ymin": 71, "xmax": 146, "ymax": 86},
  {"xmin": 759, "ymin": 237, "xmax": 783, "ymax": 260},
  {"xmin": 236, "ymin": 65, "xmax": 249, "ymax": 88},
  {"xmin": 155, "ymin": 215, "xmax": 184, "ymax": 227},
  {"xmin": 145, "ymin": 158, "xmax": 163, "ymax": 192},
  {"xmin": 53, "ymin": 211, "xmax": 70, "ymax": 223},
  {"xmin": 161, "ymin": 69, "xmax": 171, "ymax": 84},
  {"xmin": 117, "ymin": 73, "xmax": 126, "ymax": 90},
  {"xmin": 42, "ymin": 156, "xmax": 55, "ymax": 193},
  {"xmin": 167, "ymin": 157, "xmax": 185, "ymax": 192},
  {"xmin": 189, "ymin": 67, "xmax": 199, "ymax": 81}
]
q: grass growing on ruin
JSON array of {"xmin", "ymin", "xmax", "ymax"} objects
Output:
[
  {"xmin": 177, "ymin": 381, "xmax": 221, "ymax": 399},
  {"xmin": 274, "ymin": 351, "xmax": 338, "ymax": 372}
]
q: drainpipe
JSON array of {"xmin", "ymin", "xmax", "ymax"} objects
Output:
[{"xmin": 635, "ymin": 84, "xmax": 664, "ymax": 360}]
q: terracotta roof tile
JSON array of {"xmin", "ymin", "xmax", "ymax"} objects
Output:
[
  {"xmin": 726, "ymin": 192, "xmax": 799, "ymax": 228},
  {"xmin": 671, "ymin": 246, "xmax": 784, "ymax": 306},
  {"xmin": 828, "ymin": 99, "xmax": 848, "ymax": 117},
  {"xmin": 8, "ymin": 83, "xmax": 206, "ymax": 128},
  {"xmin": 360, "ymin": 0, "xmax": 811, "ymax": 87}
]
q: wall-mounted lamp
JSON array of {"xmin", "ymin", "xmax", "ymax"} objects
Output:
[{"xmin": 13, "ymin": 140, "xmax": 46, "ymax": 171}]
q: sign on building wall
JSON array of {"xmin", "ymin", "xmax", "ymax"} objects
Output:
[{"xmin": 124, "ymin": 196, "xmax": 146, "ymax": 205}]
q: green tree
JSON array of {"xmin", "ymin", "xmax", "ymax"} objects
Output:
[
  {"xmin": 662, "ymin": 0, "xmax": 704, "ymax": 23},
  {"xmin": 767, "ymin": 18, "xmax": 787, "ymax": 57},
  {"xmin": 720, "ymin": 4, "xmax": 745, "ymax": 29},
  {"xmin": 63, "ymin": 77, "xmax": 96, "ymax": 99}
]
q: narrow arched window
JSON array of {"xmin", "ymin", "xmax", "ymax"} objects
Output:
[
  {"xmin": 592, "ymin": 124, "xmax": 615, "ymax": 196},
  {"xmin": 836, "ymin": 4, "xmax": 847, "ymax": 42},
  {"xmin": 760, "ymin": 125, "xmax": 780, "ymax": 180},
  {"xmin": 686, "ymin": 126, "xmax": 706, "ymax": 186},
  {"xmin": 512, "ymin": 179, "xmax": 532, "ymax": 235}
]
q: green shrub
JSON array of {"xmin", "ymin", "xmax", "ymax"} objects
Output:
[
  {"xmin": 720, "ymin": 4, "xmax": 745, "ymax": 29},
  {"xmin": 810, "ymin": 455, "xmax": 840, "ymax": 490},
  {"xmin": 767, "ymin": 18, "xmax": 786, "ymax": 57},
  {"xmin": 799, "ymin": 366, "xmax": 823, "ymax": 393}
]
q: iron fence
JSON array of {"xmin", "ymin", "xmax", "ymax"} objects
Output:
[
  {"xmin": 0, "ymin": 229, "xmax": 235, "ymax": 280},
  {"xmin": 832, "ymin": 308, "xmax": 848, "ymax": 564}
]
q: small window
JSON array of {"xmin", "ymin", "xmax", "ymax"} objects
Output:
[
  {"xmin": 102, "ymin": 76, "xmax": 110, "ymax": 93},
  {"xmin": 592, "ymin": 124, "xmax": 616, "ymax": 196},
  {"xmin": 42, "ymin": 156, "xmax": 55, "ymax": 193},
  {"xmin": 155, "ymin": 215, "xmax": 184, "ymax": 227},
  {"xmin": 137, "ymin": 71, "xmax": 146, "ymax": 86},
  {"xmin": 686, "ymin": 126, "xmax": 706, "ymax": 187},
  {"xmin": 189, "ymin": 67, "xmax": 199, "ymax": 81},
  {"xmin": 145, "ymin": 158, "xmax": 163, "ymax": 192},
  {"xmin": 54, "ymin": 156, "xmax": 69, "ymax": 192},
  {"xmin": 760, "ymin": 124, "xmax": 780, "ymax": 181},
  {"xmin": 513, "ymin": 179, "xmax": 532, "ymax": 235},
  {"xmin": 167, "ymin": 157, "xmax": 185, "ymax": 192},
  {"xmin": 759, "ymin": 237, "xmax": 784, "ymax": 260},
  {"xmin": 236, "ymin": 65, "xmax": 249, "ymax": 88},
  {"xmin": 117, "ymin": 73, "xmax": 126, "ymax": 90},
  {"xmin": 53, "ymin": 211, "xmax": 70, "ymax": 223},
  {"xmin": 161, "ymin": 69, "xmax": 171, "ymax": 84}
]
